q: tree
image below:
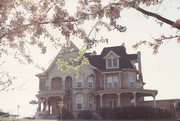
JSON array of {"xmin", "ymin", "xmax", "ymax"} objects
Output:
[{"xmin": 0, "ymin": 0, "xmax": 179, "ymax": 90}]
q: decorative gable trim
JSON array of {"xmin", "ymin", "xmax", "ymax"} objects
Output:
[
  {"xmin": 36, "ymin": 41, "xmax": 79, "ymax": 76},
  {"xmin": 103, "ymin": 50, "xmax": 121, "ymax": 59}
]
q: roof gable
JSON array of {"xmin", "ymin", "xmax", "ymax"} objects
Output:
[
  {"xmin": 103, "ymin": 50, "xmax": 121, "ymax": 59},
  {"xmin": 101, "ymin": 46, "xmax": 127, "ymax": 57}
]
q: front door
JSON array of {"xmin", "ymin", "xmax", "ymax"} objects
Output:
[{"xmin": 108, "ymin": 99, "xmax": 117, "ymax": 108}]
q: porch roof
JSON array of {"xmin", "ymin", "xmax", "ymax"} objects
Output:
[{"xmin": 92, "ymin": 88, "xmax": 158, "ymax": 97}]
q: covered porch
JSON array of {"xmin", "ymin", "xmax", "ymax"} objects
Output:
[
  {"xmin": 93, "ymin": 88, "xmax": 158, "ymax": 109},
  {"xmin": 36, "ymin": 90, "xmax": 70, "ymax": 119}
]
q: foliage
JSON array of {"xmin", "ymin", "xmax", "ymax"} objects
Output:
[
  {"xmin": 0, "ymin": 110, "xmax": 9, "ymax": 117},
  {"xmin": 77, "ymin": 110, "xmax": 93, "ymax": 119},
  {"xmin": 98, "ymin": 107, "xmax": 172, "ymax": 120},
  {"xmin": 0, "ymin": 0, "xmax": 179, "ymax": 90},
  {"xmin": 56, "ymin": 49, "xmax": 89, "ymax": 72},
  {"xmin": 58, "ymin": 108, "xmax": 74, "ymax": 119}
]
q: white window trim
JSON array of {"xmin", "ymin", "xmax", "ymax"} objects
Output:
[
  {"xmin": 107, "ymin": 76, "xmax": 119, "ymax": 88},
  {"xmin": 103, "ymin": 51, "xmax": 120, "ymax": 69},
  {"xmin": 76, "ymin": 94, "xmax": 83, "ymax": 110},
  {"xmin": 88, "ymin": 95, "xmax": 93, "ymax": 110},
  {"xmin": 106, "ymin": 58, "xmax": 119, "ymax": 69},
  {"xmin": 76, "ymin": 76, "xmax": 83, "ymax": 88},
  {"xmin": 128, "ymin": 75, "xmax": 135, "ymax": 88},
  {"xmin": 87, "ymin": 76, "xmax": 94, "ymax": 88}
]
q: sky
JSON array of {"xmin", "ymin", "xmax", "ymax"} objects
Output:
[{"xmin": 0, "ymin": 0, "xmax": 180, "ymax": 117}]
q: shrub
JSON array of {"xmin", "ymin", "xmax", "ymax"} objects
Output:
[
  {"xmin": 0, "ymin": 111, "xmax": 9, "ymax": 117},
  {"xmin": 77, "ymin": 110, "xmax": 93, "ymax": 119},
  {"xmin": 58, "ymin": 108, "xmax": 74, "ymax": 119},
  {"xmin": 98, "ymin": 106, "xmax": 172, "ymax": 120}
]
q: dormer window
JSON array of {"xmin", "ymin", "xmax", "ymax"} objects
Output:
[
  {"xmin": 103, "ymin": 50, "xmax": 120, "ymax": 69},
  {"xmin": 107, "ymin": 58, "xmax": 118, "ymax": 68}
]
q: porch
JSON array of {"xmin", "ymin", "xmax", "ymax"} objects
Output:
[{"xmin": 92, "ymin": 88, "xmax": 158, "ymax": 109}]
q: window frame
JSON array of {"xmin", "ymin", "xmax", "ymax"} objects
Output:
[
  {"xmin": 76, "ymin": 94, "xmax": 83, "ymax": 110},
  {"xmin": 128, "ymin": 75, "xmax": 135, "ymax": 88},
  {"xmin": 88, "ymin": 95, "xmax": 93, "ymax": 110},
  {"xmin": 76, "ymin": 76, "xmax": 83, "ymax": 88},
  {"xmin": 87, "ymin": 76, "xmax": 94, "ymax": 88},
  {"xmin": 107, "ymin": 76, "xmax": 119, "ymax": 88},
  {"xmin": 106, "ymin": 58, "xmax": 119, "ymax": 69}
]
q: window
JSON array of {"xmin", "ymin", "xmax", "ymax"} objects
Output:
[
  {"xmin": 106, "ymin": 58, "xmax": 118, "ymax": 69},
  {"xmin": 76, "ymin": 94, "xmax": 83, "ymax": 110},
  {"xmin": 128, "ymin": 75, "xmax": 135, "ymax": 88},
  {"xmin": 130, "ymin": 97, "xmax": 135, "ymax": 106},
  {"xmin": 107, "ymin": 76, "xmax": 118, "ymax": 88},
  {"xmin": 89, "ymin": 96, "xmax": 93, "ymax": 110},
  {"xmin": 107, "ymin": 77, "xmax": 113, "ymax": 88},
  {"xmin": 51, "ymin": 77, "xmax": 62, "ymax": 90},
  {"xmin": 88, "ymin": 76, "xmax": 93, "ymax": 88},
  {"xmin": 108, "ymin": 59, "xmax": 112, "ymax": 68},
  {"xmin": 130, "ymin": 82, "xmax": 134, "ymax": 88},
  {"xmin": 40, "ymin": 79, "xmax": 45, "ymax": 90},
  {"xmin": 113, "ymin": 59, "xmax": 117, "ymax": 67},
  {"xmin": 76, "ymin": 76, "xmax": 83, "ymax": 88}
]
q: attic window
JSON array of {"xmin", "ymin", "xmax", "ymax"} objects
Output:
[{"xmin": 107, "ymin": 58, "xmax": 118, "ymax": 69}]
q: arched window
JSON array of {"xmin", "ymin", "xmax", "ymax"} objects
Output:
[
  {"xmin": 65, "ymin": 76, "xmax": 72, "ymax": 91},
  {"xmin": 76, "ymin": 94, "xmax": 83, "ymax": 110},
  {"xmin": 51, "ymin": 77, "xmax": 62, "ymax": 90}
]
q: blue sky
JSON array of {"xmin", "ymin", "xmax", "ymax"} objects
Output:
[{"xmin": 0, "ymin": 0, "xmax": 179, "ymax": 117}]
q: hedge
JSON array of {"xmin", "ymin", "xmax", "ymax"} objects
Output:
[
  {"xmin": 58, "ymin": 108, "xmax": 74, "ymax": 119},
  {"xmin": 98, "ymin": 106, "xmax": 172, "ymax": 119},
  {"xmin": 77, "ymin": 110, "xmax": 93, "ymax": 119}
]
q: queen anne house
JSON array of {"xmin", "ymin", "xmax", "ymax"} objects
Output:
[{"xmin": 35, "ymin": 44, "xmax": 180, "ymax": 119}]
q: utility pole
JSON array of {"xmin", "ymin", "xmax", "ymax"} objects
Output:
[{"xmin": 17, "ymin": 105, "xmax": 20, "ymax": 121}]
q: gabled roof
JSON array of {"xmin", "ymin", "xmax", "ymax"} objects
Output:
[
  {"xmin": 85, "ymin": 45, "xmax": 138, "ymax": 72},
  {"xmin": 37, "ymin": 45, "xmax": 138, "ymax": 76},
  {"xmin": 103, "ymin": 50, "xmax": 121, "ymax": 59},
  {"xmin": 101, "ymin": 46, "xmax": 127, "ymax": 57},
  {"xmin": 36, "ymin": 41, "xmax": 79, "ymax": 77}
]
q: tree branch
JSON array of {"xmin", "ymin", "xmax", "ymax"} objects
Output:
[{"xmin": 134, "ymin": 7, "xmax": 180, "ymax": 30}]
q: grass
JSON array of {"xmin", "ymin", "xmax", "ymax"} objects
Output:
[
  {"xmin": 0, "ymin": 117, "xmax": 178, "ymax": 121},
  {"xmin": 1, "ymin": 119, "xmax": 178, "ymax": 121}
]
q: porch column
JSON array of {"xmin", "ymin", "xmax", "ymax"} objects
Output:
[
  {"xmin": 100, "ymin": 94, "xmax": 103, "ymax": 108},
  {"xmin": 103, "ymin": 75, "xmax": 106, "ymax": 89},
  {"xmin": 43, "ymin": 98, "xmax": 46, "ymax": 111},
  {"xmin": 38, "ymin": 101, "xmax": 41, "ymax": 112},
  {"xmin": 118, "ymin": 73, "xmax": 121, "ymax": 88},
  {"xmin": 60, "ymin": 96, "xmax": 64, "ymax": 105},
  {"xmin": 133, "ymin": 92, "xmax": 137, "ymax": 107},
  {"xmin": 153, "ymin": 94, "xmax": 156, "ymax": 108},
  {"xmin": 45, "ymin": 97, "xmax": 49, "ymax": 112},
  {"xmin": 116, "ymin": 93, "xmax": 121, "ymax": 107}
]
